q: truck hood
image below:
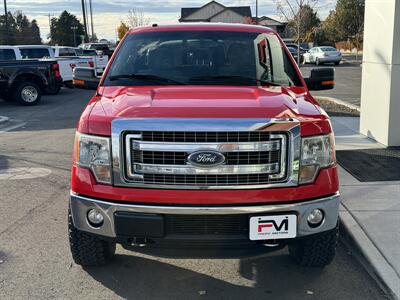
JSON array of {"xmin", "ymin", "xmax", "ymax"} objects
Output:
[{"xmin": 84, "ymin": 86, "xmax": 331, "ymax": 136}]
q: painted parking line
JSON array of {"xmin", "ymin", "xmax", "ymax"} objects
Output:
[
  {"xmin": 0, "ymin": 120, "xmax": 26, "ymax": 132},
  {"xmin": 0, "ymin": 167, "xmax": 51, "ymax": 180}
]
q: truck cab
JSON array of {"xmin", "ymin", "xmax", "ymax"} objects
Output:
[{"xmin": 69, "ymin": 24, "xmax": 339, "ymax": 267}]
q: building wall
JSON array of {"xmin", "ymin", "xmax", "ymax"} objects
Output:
[
  {"xmin": 184, "ymin": 2, "xmax": 225, "ymax": 20},
  {"xmin": 210, "ymin": 10, "xmax": 245, "ymax": 23}
]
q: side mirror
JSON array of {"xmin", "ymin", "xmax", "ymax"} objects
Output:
[{"xmin": 304, "ymin": 67, "xmax": 335, "ymax": 91}]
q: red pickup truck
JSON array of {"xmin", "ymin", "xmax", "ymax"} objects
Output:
[{"xmin": 69, "ymin": 24, "xmax": 339, "ymax": 267}]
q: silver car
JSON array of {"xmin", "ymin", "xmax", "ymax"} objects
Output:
[{"xmin": 302, "ymin": 46, "xmax": 342, "ymax": 65}]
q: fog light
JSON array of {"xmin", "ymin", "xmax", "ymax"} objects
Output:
[
  {"xmin": 87, "ymin": 209, "xmax": 104, "ymax": 227},
  {"xmin": 307, "ymin": 209, "xmax": 324, "ymax": 227}
]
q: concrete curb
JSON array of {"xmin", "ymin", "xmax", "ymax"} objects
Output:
[
  {"xmin": 340, "ymin": 204, "xmax": 400, "ymax": 300},
  {"xmin": 315, "ymin": 96, "xmax": 361, "ymax": 112},
  {"xmin": 0, "ymin": 116, "xmax": 10, "ymax": 125}
]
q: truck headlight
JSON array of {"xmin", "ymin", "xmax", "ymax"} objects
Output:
[
  {"xmin": 74, "ymin": 132, "xmax": 112, "ymax": 184},
  {"xmin": 299, "ymin": 134, "xmax": 335, "ymax": 184}
]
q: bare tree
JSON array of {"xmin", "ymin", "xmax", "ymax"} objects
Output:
[
  {"xmin": 126, "ymin": 8, "xmax": 150, "ymax": 28},
  {"xmin": 276, "ymin": 0, "xmax": 319, "ymax": 64}
]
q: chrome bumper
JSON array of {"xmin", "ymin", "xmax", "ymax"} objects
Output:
[{"xmin": 69, "ymin": 192, "xmax": 340, "ymax": 239}]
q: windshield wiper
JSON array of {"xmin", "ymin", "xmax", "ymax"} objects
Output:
[
  {"xmin": 189, "ymin": 75, "xmax": 281, "ymax": 86},
  {"xmin": 109, "ymin": 73, "xmax": 186, "ymax": 85}
]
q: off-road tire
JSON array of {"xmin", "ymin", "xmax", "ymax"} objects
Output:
[
  {"xmin": 13, "ymin": 82, "xmax": 42, "ymax": 106},
  {"xmin": 68, "ymin": 209, "xmax": 116, "ymax": 266},
  {"xmin": 288, "ymin": 224, "xmax": 339, "ymax": 267}
]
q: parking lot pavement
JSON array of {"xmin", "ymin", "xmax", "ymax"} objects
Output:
[
  {"xmin": 300, "ymin": 63, "xmax": 362, "ymax": 107},
  {"xmin": 0, "ymin": 89, "xmax": 387, "ymax": 299}
]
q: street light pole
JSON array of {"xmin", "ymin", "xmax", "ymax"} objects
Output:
[
  {"xmin": 71, "ymin": 26, "xmax": 78, "ymax": 47},
  {"xmin": 3, "ymin": 0, "xmax": 9, "ymax": 44}
]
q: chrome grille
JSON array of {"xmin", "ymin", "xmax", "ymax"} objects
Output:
[
  {"xmin": 111, "ymin": 118, "xmax": 301, "ymax": 190},
  {"xmin": 125, "ymin": 131, "xmax": 287, "ymax": 188}
]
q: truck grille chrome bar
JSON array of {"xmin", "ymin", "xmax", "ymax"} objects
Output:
[{"xmin": 111, "ymin": 118, "xmax": 300, "ymax": 189}]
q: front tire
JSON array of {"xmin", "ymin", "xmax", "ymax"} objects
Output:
[
  {"xmin": 288, "ymin": 224, "xmax": 339, "ymax": 267},
  {"xmin": 68, "ymin": 209, "xmax": 116, "ymax": 266},
  {"xmin": 315, "ymin": 58, "xmax": 320, "ymax": 66},
  {"xmin": 14, "ymin": 82, "xmax": 42, "ymax": 106},
  {"xmin": 334, "ymin": 61, "xmax": 340, "ymax": 66}
]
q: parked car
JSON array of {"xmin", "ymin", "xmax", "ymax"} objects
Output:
[
  {"xmin": 285, "ymin": 43, "xmax": 307, "ymax": 54},
  {"xmin": 74, "ymin": 48, "xmax": 109, "ymax": 76},
  {"xmin": 0, "ymin": 60, "xmax": 62, "ymax": 105},
  {"xmin": 287, "ymin": 46, "xmax": 303, "ymax": 64},
  {"xmin": 302, "ymin": 47, "xmax": 342, "ymax": 65},
  {"xmin": 79, "ymin": 43, "xmax": 113, "ymax": 57},
  {"xmin": 72, "ymin": 66, "xmax": 100, "ymax": 89},
  {"xmin": 9, "ymin": 45, "xmax": 94, "ymax": 87},
  {"xmin": 69, "ymin": 23, "xmax": 338, "ymax": 268}
]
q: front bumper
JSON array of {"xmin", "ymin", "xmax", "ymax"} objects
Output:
[{"xmin": 70, "ymin": 192, "xmax": 340, "ymax": 241}]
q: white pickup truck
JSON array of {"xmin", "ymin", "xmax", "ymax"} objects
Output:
[{"xmin": 0, "ymin": 45, "xmax": 102, "ymax": 89}]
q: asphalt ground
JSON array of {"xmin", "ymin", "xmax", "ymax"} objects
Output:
[
  {"xmin": 0, "ymin": 89, "xmax": 387, "ymax": 299},
  {"xmin": 300, "ymin": 63, "xmax": 362, "ymax": 107}
]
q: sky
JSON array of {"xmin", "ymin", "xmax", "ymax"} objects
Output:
[{"xmin": 4, "ymin": 0, "xmax": 337, "ymax": 42}]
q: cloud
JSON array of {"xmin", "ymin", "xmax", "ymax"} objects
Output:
[{"xmin": 9, "ymin": 0, "xmax": 336, "ymax": 42}]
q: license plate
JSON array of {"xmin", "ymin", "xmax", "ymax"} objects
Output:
[{"xmin": 249, "ymin": 215, "xmax": 297, "ymax": 240}]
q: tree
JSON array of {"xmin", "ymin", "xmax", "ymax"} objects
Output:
[
  {"xmin": 335, "ymin": 0, "xmax": 364, "ymax": 49},
  {"xmin": 126, "ymin": 8, "xmax": 150, "ymax": 28},
  {"xmin": 0, "ymin": 11, "xmax": 41, "ymax": 45},
  {"xmin": 321, "ymin": 0, "xmax": 364, "ymax": 60},
  {"xmin": 117, "ymin": 22, "xmax": 130, "ymax": 41},
  {"xmin": 50, "ymin": 11, "xmax": 85, "ymax": 46},
  {"xmin": 277, "ymin": 0, "xmax": 319, "ymax": 64}
]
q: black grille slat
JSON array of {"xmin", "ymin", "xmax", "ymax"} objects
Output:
[
  {"xmin": 135, "ymin": 150, "xmax": 281, "ymax": 165},
  {"xmin": 140, "ymin": 131, "xmax": 273, "ymax": 143},
  {"xmin": 143, "ymin": 174, "xmax": 273, "ymax": 186},
  {"xmin": 166, "ymin": 215, "xmax": 249, "ymax": 235}
]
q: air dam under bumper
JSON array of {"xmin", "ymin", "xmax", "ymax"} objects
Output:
[{"xmin": 70, "ymin": 192, "xmax": 340, "ymax": 240}]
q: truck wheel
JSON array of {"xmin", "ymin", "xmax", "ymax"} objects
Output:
[
  {"xmin": 14, "ymin": 82, "xmax": 42, "ymax": 106},
  {"xmin": 288, "ymin": 224, "xmax": 339, "ymax": 267},
  {"xmin": 68, "ymin": 209, "xmax": 116, "ymax": 266}
]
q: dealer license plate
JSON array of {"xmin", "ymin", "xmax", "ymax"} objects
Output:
[{"xmin": 249, "ymin": 215, "xmax": 297, "ymax": 240}]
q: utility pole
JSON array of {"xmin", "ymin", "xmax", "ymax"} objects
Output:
[
  {"xmin": 3, "ymin": 0, "xmax": 9, "ymax": 44},
  {"xmin": 255, "ymin": 0, "xmax": 258, "ymax": 24},
  {"xmin": 48, "ymin": 14, "xmax": 52, "ymax": 41},
  {"xmin": 89, "ymin": 0, "xmax": 94, "ymax": 41},
  {"xmin": 80, "ymin": 0, "xmax": 89, "ymax": 42}
]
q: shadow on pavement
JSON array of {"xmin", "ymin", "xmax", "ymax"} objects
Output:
[
  {"xmin": 83, "ymin": 251, "xmax": 326, "ymax": 300},
  {"xmin": 0, "ymin": 155, "xmax": 8, "ymax": 171}
]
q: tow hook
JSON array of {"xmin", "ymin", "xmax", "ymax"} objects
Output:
[{"xmin": 130, "ymin": 237, "xmax": 148, "ymax": 247}]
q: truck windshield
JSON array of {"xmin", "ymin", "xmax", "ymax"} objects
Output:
[{"xmin": 104, "ymin": 31, "xmax": 302, "ymax": 87}]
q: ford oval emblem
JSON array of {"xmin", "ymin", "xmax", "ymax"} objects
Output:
[{"xmin": 187, "ymin": 150, "xmax": 225, "ymax": 168}]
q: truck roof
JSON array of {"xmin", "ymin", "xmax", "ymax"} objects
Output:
[{"xmin": 128, "ymin": 23, "xmax": 276, "ymax": 35}]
